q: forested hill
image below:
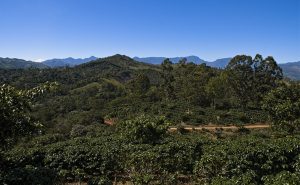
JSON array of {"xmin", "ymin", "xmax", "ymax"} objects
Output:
[
  {"xmin": 0, "ymin": 54, "xmax": 288, "ymax": 134},
  {"xmin": 134, "ymin": 56, "xmax": 300, "ymax": 80},
  {"xmin": 280, "ymin": 61, "xmax": 300, "ymax": 80},
  {"xmin": 1, "ymin": 54, "xmax": 300, "ymax": 184},
  {"xmin": 0, "ymin": 54, "xmax": 160, "ymax": 88},
  {"xmin": 42, "ymin": 56, "xmax": 98, "ymax": 67},
  {"xmin": 133, "ymin": 56, "xmax": 206, "ymax": 65},
  {"xmin": 1, "ymin": 55, "xmax": 299, "ymax": 80},
  {"xmin": 0, "ymin": 57, "xmax": 48, "ymax": 69},
  {"xmin": 0, "ymin": 54, "xmax": 163, "ymax": 132}
]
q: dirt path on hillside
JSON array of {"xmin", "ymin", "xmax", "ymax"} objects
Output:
[
  {"xmin": 104, "ymin": 119, "xmax": 270, "ymax": 131},
  {"xmin": 169, "ymin": 124, "xmax": 270, "ymax": 131}
]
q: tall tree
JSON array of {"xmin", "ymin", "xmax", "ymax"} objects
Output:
[
  {"xmin": 254, "ymin": 55, "xmax": 283, "ymax": 94},
  {"xmin": 161, "ymin": 59, "xmax": 175, "ymax": 100},
  {"xmin": 226, "ymin": 54, "xmax": 282, "ymax": 108},
  {"xmin": 205, "ymin": 72, "xmax": 230, "ymax": 109}
]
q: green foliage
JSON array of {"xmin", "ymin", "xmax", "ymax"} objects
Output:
[
  {"xmin": 161, "ymin": 58, "xmax": 175, "ymax": 100},
  {"xmin": 88, "ymin": 176, "xmax": 112, "ymax": 185},
  {"xmin": 117, "ymin": 115, "xmax": 170, "ymax": 144},
  {"xmin": 226, "ymin": 54, "xmax": 282, "ymax": 107},
  {"xmin": 262, "ymin": 171, "xmax": 300, "ymax": 185},
  {"xmin": 128, "ymin": 73, "xmax": 150, "ymax": 95},
  {"xmin": 2, "ymin": 130, "xmax": 300, "ymax": 184},
  {"xmin": 205, "ymin": 71, "xmax": 230, "ymax": 108},
  {"xmin": 1, "ymin": 54, "xmax": 299, "ymax": 184},
  {"xmin": 263, "ymin": 82, "xmax": 300, "ymax": 133},
  {"xmin": 2, "ymin": 134, "xmax": 122, "ymax": 184},
  {"xmin": 1, "ymin": 165, "xmax": 58, "ymax": 185},
  {"xmin": 193, "ymin": 136, "xmax": 300, "ymax": 184},
  {"xmin": 0, "ymin": 82, "xmax": 57, "ymax": 146},
  {"xmin": 0, "ymin": 54, "xmax": 279, "ymax": 131}
]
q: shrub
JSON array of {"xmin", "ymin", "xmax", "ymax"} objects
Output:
[
  {"xmin": 117, "ymin": 115, "xmax": 170, "ymax": 144},
  {"xmin": 1, "ymin": 165, "xmax": 58, "ymax": 185}
]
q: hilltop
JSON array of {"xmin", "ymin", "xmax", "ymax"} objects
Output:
[
  {"xmin": 42, "ymin": 56, "xmax": 98, "ymax": 67},
  {"xmin": 280, "ymin": 61, "xmax": 300, "ymax": 80},
  {"xmin": 1, "ymin": 55, "xmax": 299, "ymax": 80},
  {"xmin": 0, "ymin": 57, "xmax": 48, "ymax": 69}
]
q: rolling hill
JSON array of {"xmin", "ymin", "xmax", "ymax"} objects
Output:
[
  {"xmin": 42, "ymin": 56, "xmax": 98, "ymax": 67},
  {"xmin": 0, "ymin": 57, "xmax": 48, "ymax": 69},
  {"xmin": 133, "ymin": 56, "xmax": 206, "ymax": 65},
  {"xmin": 0, "ymin": 54, "xmax": 161, "ymax": 88},
  {"xmin": 133, "ymin": 56, "xmax": 300, "ymax": 80},
  {"xmin": 279, "ymin": 61, "xmax": 300, "ymax": 80},
  {"xmin": 206, "ymin": 58, "xmax": 232, "ymax": 68},
  {"xmin": 133, "ymin": 56, "xmax": 232, "ymax": 68},
  {"xmin": 1, "ymin": 55, "xmax": 299, "ymax": 80}
]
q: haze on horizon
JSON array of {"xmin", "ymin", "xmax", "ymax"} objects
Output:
[{"xmin": 0, "ymin": 0, "xmax": 299, "ymax": 63}]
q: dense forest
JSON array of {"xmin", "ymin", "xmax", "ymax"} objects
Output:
[{"xmin": 1, "ymin": 54, "xmax": 300, "ymax": 184}]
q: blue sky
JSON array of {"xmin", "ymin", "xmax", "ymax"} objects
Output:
[{"xmin": 0, "ymin": 0, "xmax": 299, "ymax": 63}]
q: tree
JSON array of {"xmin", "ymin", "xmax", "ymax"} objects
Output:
[
  {"xmin": 0, "ymin": 82, "xmax": 58, "ymax": 147},
  {"xmin": 174, "ymin": 62, "xmax": 214, "ymax": 107},
  {"xmin": 253, "ymin": 55, "xmax": 283, "ymax": 95},
  {"xmin": 128, "ymin": 73, "xmax": 150, "ymax": 95},
  {"xmin": 161, "ymin": 59, "xmax": 175, "ymax": 100},
  {"xmin": 226, "ymin": 54, "xmax": 282, "ymax": 108},
  {"xmin": 205, "ymin": 72, "xmax": 230, "ymax": 109},
  {"xmin": 262, "ymin": 82, "xmax": 300, "ymax": 133},
  {"xmin": 178, "ymin": 57, "xmax": 187, "ymax": 66}
]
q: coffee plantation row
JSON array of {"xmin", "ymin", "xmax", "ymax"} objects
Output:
[{"xmin": 1, "ymin": 121, "xmax": 300, "ymax": 184}]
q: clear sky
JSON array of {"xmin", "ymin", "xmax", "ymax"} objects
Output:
[{"xmin": 0, "ymin": 0, "xmax": 299, "ymax": 63}]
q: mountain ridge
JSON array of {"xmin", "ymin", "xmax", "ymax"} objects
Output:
[
  {"xmin": 133, "ymin": 56, "xmax": 207, "ymax": 65},
  {"xmin": 133, "ymin": 56, "xmax": 233, "ymax": 68},
  {"xmin": 0, "ymin": 57, "xmax": 48, "ymax": 69},
  {"xmin": 0, "ymin": 55, "xmax": 299, "ymax": 80},
  {"xmin": 279, "ymin": 61, "xmax": 300, "ymax": 80},
  {"xmin": 42, "ymin": 56, "xmax": 98, "ymax": 67}
]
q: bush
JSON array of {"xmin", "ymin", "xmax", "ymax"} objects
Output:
[
  {"xmin": 70, "ymin": 124, "xmax": 87, "ymax": 138},
  {"xmin": 193, "ymin": 136, "xmax": 300, "ymax": 184},
  {"xmin": 88, "ymin": 176, "xmax": 112, "ymax": 185},
  {"xmin": 1, "ymin": 165, "xmax": 58, "ymax": 185},
  {"xmin": 4, "ymin": 135, "xmax": 123, "ymax": 183},
  {"xmin": 263, "ymin": 83, "xmax": 300, "ymax": 133},
  {"xmin": 262, "ymin": 171, "xmax": 300, "ymax": 185},
  {"xmin": 117, "ymin": 115, "xmax": 170, "ymax": 144}
]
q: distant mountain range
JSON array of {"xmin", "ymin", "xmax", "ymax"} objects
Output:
[
  {"xmin": 0, "ymin": 57, "xmax": 48, "ymax": 69},
  {"xmin": 133, "ymin": 56, "xmax": 206, "ymax": 65},
  {"xmin": 134, "ymin": 56, "xmax": 232, "ymax": 68},
  {"xmin": 42, "ymin": 56, "xmax": 98, "ymax": 67},
  {"xmin": 133, "ymin": 57, "xmax": 300, "ymax": 80},
  {"xmin": 0, "ymin": 55, "xmax": 299, "ymax": 80},
  {"xmin": 280, "ymin": 61, "xmax": 300, "ymax": 80}
]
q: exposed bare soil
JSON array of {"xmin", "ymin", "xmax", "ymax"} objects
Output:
[{"xmin": 169, "ymin": 124, "xmax": 270, "ymax": 131}]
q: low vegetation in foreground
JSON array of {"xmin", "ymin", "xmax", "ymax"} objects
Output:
[
  {"xmin": 1, "ymin": 117, "xmax": 300, "ymax": 185},
  {"xmin": 0, "ymin": 54, "xmax": 300, "ymax": 184}
]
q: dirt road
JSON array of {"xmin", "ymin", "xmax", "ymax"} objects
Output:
[
  {"xmin": 169, "ymin": 124, "xmax": 270, "ymax": 131},
  {"xmin": 104, "ymin": 119, "xmax": 270, "ymax": 131}
]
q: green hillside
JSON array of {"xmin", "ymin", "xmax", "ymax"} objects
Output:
[
  {"xmin": 0, "ymin": 54, "xmax": 285, "ymax": 133},
  {"xmin": 1, "ymin": 54, "xmax": 300, "ymax": 184},
  {"xmin": 0, "ymin": 57, "xmax": 48, "ymax": 69},
  {"xmin": 280, "ymin": 61, "xmax": 300, "ymax": 80}
]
